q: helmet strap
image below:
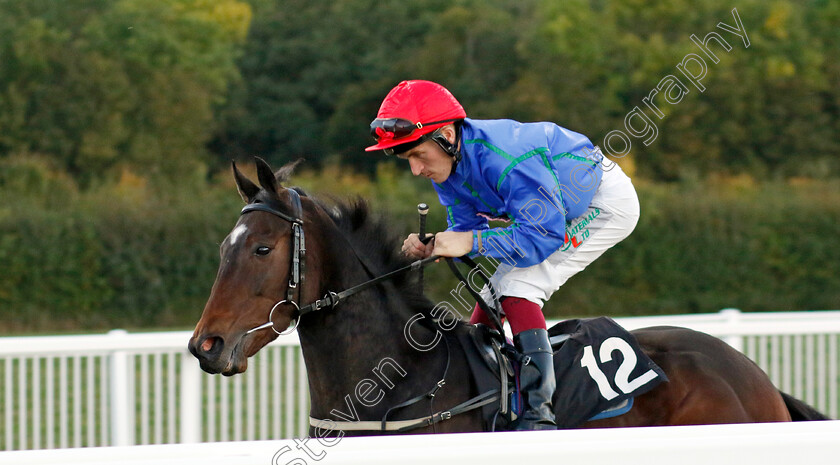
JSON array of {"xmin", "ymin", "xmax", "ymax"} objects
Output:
[{"xmin": 431, "ymin": 123, "xmax": 462, "ymax": 170}]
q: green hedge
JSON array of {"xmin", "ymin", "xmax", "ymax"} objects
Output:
[
  {"xmin": 552, "ymin": 178, "xmax": 840, "ymax": 318},
  {"xmin": 1, "ymin": 162, "xmax": 839, "ymax": 334}
]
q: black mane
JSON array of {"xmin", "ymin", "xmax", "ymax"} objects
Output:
[
  {"xmin": 305, "ymin": 192, "xmax": 443, "ymax": 319},
  {"xmin": 256, "ymin": 157, "xmax": 456, "ymax": 324}
]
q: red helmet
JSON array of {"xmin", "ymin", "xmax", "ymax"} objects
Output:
[{"xmin": 365, "ymin": 80, "xmax": 466, "ymax": 154}]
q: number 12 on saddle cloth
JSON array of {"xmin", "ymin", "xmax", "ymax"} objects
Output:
[{"xmin": 549, "ymin": 317, "xmax": 667, "ymax": 428}]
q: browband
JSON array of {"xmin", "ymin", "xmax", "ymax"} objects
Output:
[{"xmin": 240, "ymin": 189, "xmax": 303, "ymax": 225}]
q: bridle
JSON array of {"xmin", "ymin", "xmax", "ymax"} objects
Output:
[
  {"xmin": 243, "ymin": 188, "xmax": 442, "ymax": 336},
  {"xmin": 238, "ymin": 187, "xmax": 509, "ymax": 432},
  {"xmin": 242, "ymin": 187, "xmax": 504, "ymax": 337},
  {"xmin": 244, "ymin": 189, "xmax": 306, "ymax": 336}
]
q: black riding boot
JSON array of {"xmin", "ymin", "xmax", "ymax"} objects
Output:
[{"xmin": 514, "ymin": 328, "xmax": 557, "ymax": 430}]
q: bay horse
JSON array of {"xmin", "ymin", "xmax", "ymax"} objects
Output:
[{"xmin": 189, "ymin": 158, "xmax": 828, "ymax": 436}]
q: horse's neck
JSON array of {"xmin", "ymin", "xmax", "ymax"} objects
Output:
[{"xmin": 297, "ymin": 230, "xmax": 448, "ymax": 421}]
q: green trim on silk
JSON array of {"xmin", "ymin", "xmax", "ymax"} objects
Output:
[
  {"xmin": 445, "ymin": 198, "xmax": 461, "ymax": 226},
  {"xmin": 496, "ymin": 148, "xmax": 550, "ymax": 191},
  {"xmin": 464, "ymin": 138, "xmax": 559, "ymax": 192},
  {"xmin": 462, "ymin": 181, "xmax": 498, "ymax": 215},
  {"xmin": 482, "ymin": 228, "xmax": 513, "ymax": 237},
  {"xmin": 464, "ymin": 139, "xmax": 516, "ymax": 162},
  {"xmin": 538, "ymin": 150, "xmax": 562, "ymax": 188},
  {"xmin": 552, "ymin": 151, "xmax": 598, "ymax": 167}
]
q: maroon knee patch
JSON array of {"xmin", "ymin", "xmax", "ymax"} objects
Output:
[
  {"xmin": 469, "ymin": 302, "xmax": 505, "ymax": 328},
  {"xmin": 502, "ymin": 297, "xmax": 546, "ymax": 335}
]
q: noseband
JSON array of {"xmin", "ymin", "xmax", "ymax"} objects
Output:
[
  {"xmin": 235, "ymin": 186, "xmax": 508, "ymax": 433},
  {"xmin": 243, "ymin": 189, "xmax": 306, "ymax": 336},
  {"xmin": 241, "ymin": 188, "xmax": 446, "ymax": 337}
]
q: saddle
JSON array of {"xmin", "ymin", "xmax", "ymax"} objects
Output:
[{"xmin": 456, "ymin": 317, "xmax": 668, "ymax": 430}]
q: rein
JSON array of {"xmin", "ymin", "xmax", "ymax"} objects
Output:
[
  {"xmin": 241, "ymin": 190, "xmax": 505, "ymax": 432},
  {"xmin": 297, "ymin": 254, "xmax": 440, "ymax": 318},
  {"xmin": 243, "ymin": 191, "xmax": 441, "ymax": 335}
]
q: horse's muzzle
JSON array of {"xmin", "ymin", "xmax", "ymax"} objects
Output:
[{"xmin": 188, "ymin": 333, "xmax": 248, "ymax": 376}]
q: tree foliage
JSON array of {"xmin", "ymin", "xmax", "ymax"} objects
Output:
[
  {"xmin": 0, "ymin": 0, "xmax": 250, "ymax": 185},
  {"xmin": 1, "ymin": 0, "xmax": 838, "ymax": 181},
  {"xmin": 210, "ymin": 0, "xmax": 840, "ymax": 179},
  {"xmin": 2, "ymin": 163, "xmax": 839, "ymax": 333},
  {"xmin": 1, "ymin": 0, "xmax": 840, "ymax": 333}
]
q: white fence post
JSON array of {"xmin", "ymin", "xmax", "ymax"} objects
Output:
[
  {"xmin": 108, "ymin": 330, "xmax": 132, "ymax": 446},
  {"xmin": 179, "ymin": 353, "xmax": 202, "ymax": 443},
  {"xmin": 720, "ymin": 308, "xmax": 743, "ymax": 352}
]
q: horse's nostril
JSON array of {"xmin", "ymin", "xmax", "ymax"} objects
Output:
[
  {"xmin": 201, "ymin": 337, "xmax": 215, "ymax": 352},
  {"xmin": 199, "ymin": 336, "xmax": 223, "ymax": 355}
]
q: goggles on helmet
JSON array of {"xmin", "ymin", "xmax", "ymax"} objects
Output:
[
  {"xmin": 369, "ymin": 118, "xmax": 460, "ymax": 144},
  {"xmin": 380, "ymin": 130, "xmax": 437, "ymax": 156}
]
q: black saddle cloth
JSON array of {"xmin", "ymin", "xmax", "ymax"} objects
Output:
[{"xmin": 457, "ymin": 317, "xmax": 667, "ymax": 430}]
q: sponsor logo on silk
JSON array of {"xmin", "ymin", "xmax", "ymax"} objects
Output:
[{"xmin": 561, "ymin": 207, "xmax": 602, "ymax": 251}]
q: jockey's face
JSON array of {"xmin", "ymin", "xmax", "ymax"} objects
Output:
[{"xmin": 397, "ymin": 127, "xmax": 456, "ymax": 184}]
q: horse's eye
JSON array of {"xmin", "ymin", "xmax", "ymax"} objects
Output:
[{"xmin": 255, "ymin": 246, "xmax": 272, "ymax": 256}]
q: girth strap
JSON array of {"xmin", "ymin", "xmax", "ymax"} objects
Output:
[{"xmin": 308, "ymin": 389, "xmax": 500, "ymax": 433}]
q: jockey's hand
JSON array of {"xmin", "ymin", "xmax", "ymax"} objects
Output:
[
  {"xmin": 432, "ymin": 231, "xmax": 473, "ymax": 258},
  {"xmin": 402, "ymin": 233, "xmax": 435, "ymax": 259}
]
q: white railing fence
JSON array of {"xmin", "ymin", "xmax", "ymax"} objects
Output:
[
  {"xmin": 1, "ymin": 308, "xmax": 839, "ymax": 451},
  {"xmin": 616, "ymin": 308, "xmax": 840, "ymax": 416},
  {"xmin": 0, "ymin": 330, "xmax": 308, "ymax": 451}
]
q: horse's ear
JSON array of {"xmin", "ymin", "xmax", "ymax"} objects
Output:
[
  {"xmin": 274, "ymin": 158, "xmax": 304, "ymax": 184},
  {"xmin": 232, "ymin": 161, "xmax": 260, "ymax": 203},
  {"xmin": 255, "ymin": 157, "xmax": 280, "ymax": 194}
]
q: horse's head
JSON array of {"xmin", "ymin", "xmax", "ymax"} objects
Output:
[{"xmin": 189, "ymin": 157, "xmax": 323, "ymax": 375}]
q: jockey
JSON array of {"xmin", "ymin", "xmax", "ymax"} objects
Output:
[{"xmin": 366, "ymin": 80, "xmax": 640, "ymax": 430}]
